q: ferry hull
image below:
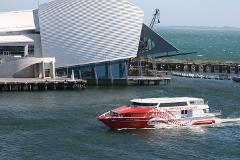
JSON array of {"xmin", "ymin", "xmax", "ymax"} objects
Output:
[
  {"xmin": 98, "ymin": 117, "xmax": 217, "ymax": 129},
  {"xmin": 98, "ymin": 117, "xmax": 153, "ymax": 129}
]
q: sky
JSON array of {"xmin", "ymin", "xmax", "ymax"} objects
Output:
[{"xmin": 0, "ymin": 0, "xmax": 239, "ymax": 28}]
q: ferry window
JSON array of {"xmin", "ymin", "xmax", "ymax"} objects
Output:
[
  {"xmin": 194, "ymin": 100, "xmax": 204, "ymax": 105},
  {"xmin": 203, "ymin": 109, "xmax": 209, "ymax": 113},
  {"xmin": 181, "ymin": 110, "xmax": 188, "ymax": 114},
  {"xmin": 190, "ymin": 101, "xmax": 195, "ymax": 104},
  {"xmin": 132, "ymin": 102, "xmax": 158, "ymax": 107},
  {"xmin": 159, "ymin": 102, "xmax": 188, "ymax": 107}
]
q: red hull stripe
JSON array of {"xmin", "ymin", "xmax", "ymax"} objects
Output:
[{"xmin": 192, "ymin": 120, "xmax": 215, "ymax": 125}]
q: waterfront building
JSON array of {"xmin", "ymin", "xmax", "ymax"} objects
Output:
[
  {"xmin": 0, "ymin": 10, "xmax": 55, "ymax": 78},
  {"xmin": 0, "ymin": 0, "xmax": 177, "ymax": 83}
]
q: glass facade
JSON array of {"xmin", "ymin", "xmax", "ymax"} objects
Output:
[
  {"xmin": 56, "ymin": 60, "xmax": 129, "ymax": 80},
  {"xmin": 0, "ymin": 46, "xmax": 24, "ymax": 56},
  {"xmin": 0, "ymin": 45, "xmax": 34, "ymax": 57}
]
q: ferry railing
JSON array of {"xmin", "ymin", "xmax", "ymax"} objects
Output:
[{"xmin": 210, "ymin": 109, "xmax": 222, "ymax": 116}]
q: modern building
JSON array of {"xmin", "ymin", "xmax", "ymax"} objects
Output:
[
  {"xmin": 0, "ymin": 0, "xmax": 178, "ymax": 83},
  {"xmin": 0, "ymin": 10, "xmax": 55, "ymax": 78}
]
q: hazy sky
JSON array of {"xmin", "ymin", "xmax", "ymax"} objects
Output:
[{"xmin": 0, "ymin": 0, "xmax": 239, "ymax": 27}]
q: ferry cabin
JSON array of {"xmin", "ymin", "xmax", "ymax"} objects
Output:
[{"xmin": 130, "ymin": 97, "xmax": 211, "ymax": 119}]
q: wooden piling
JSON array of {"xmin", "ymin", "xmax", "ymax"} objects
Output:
[{"xmin": 0, "ymin": 78, "xmax": 86, "ymax": 92}]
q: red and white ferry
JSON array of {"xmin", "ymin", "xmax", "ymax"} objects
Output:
[{"xmin": 97, "ymin": 97, "xmax": 221, "ymax": 129}]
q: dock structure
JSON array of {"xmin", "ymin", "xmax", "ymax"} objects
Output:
[
  {"xmin": 154, "ymin": 59, "xmax": 240, "ymax": 74},
  {"xmin": 0, "ymin": 78, "xmax": 86, "ymax": 91},
  {"xmin": 128, "ymin": 76, "xmax": 171, "ymax": 85},
  {"xmin": 171, "ymin": 72, "xmax": 231, "ymax": 80}
]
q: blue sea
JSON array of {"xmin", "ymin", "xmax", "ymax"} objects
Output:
[
  {"xmin": 156, "ymin": 26, "xmax": 240, "ymax": 61},
  {"xmin": 0, "ymin": 27, "xmax": 240, "ymax": 160}
]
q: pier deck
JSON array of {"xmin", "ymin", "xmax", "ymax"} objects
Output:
[
  {"xmin": 128, "ymin": 76, "xmax": 171, "ymax": 85},
  {"xmin": 0, "ymin": 78, "xmax": 86, "ymax": 91}
]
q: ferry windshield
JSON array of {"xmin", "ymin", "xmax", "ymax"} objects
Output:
[{"xmin": 131, "ymin": 102, "xmax": 158, "ymax": 107}]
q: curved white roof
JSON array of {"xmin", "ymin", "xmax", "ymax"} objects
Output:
[
  {"xmin": 0, "ymin": 10, "xmax": 35, "ymax": 32},
  {"xmin": 0, "ymin": 35, "xmax": 34, "ymax": 44},
  {"xmin": 131, "ymin": 97, "xmax": 203, "ymax": 104}
]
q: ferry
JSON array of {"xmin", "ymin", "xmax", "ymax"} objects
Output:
[{"xmin": 97, "ymin": 97, "xmax": 221, "ymax": 129}]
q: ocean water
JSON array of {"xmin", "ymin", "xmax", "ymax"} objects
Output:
[
  {"xmin": 0, "ymin": 77, "xmax": 240, "ymax": 160},
  {"xmin": 156, "ymin": 27, "xmax": 240, "ymax": 61}
]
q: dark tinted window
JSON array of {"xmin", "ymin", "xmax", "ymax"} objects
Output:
[
  {"xmin": 181, "ymin": 110, "xmax": 188, "ymax": 115},
  {"xmin": 159, "ymin": 102, "xmax": 188, "ymax": 107},
  {"xmin": 132, "ymin": 102, "xmax": 158, "ymax": 107}
]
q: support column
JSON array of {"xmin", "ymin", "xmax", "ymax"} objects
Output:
[
  {"xmin": 24, "ymin": 44, "xmax": 29, "ymax": 57},
  {"xmin": 227, "ymin": 66, "xmax": 231, "ymax": 74},
  {"xmin": 108, "ymin": 62, "xmax": 113, "ymax": 85},
  {"xmin": 41, "ymin": 61, "xmax": 45, "ymax": 79},
  {"xmin": 180, "ymin": 64, "xmax": 184, "ymax": 72},
  {"xmin": 211, "ymin": 65, "xmax": 215, "ymax": 73},
  {"xmin": 93, "ymin": 65, "xmax": 98, "ymax": 85},
  {"xmin": 219, "ymin": 65, "xmax": 223, "ymax": 73},
  {"xmin": 34, "ymin": 63, "xmax": 39, "ymax": 78},
  {"xmin": 50, "ymin": 62, "xmax": 56, "ymax": 79},
  {"xmin": 195, "ymin": 65, "xmax": 199, "ymax": 72},
  {"xmin": 203, "ymin": 65, "xmax": 207, "ymax": 72},
  {"xmin": 235, "ymin": 66, "xmax": 239, "ymax": 74},
  {"xmin": 188, "ymin": 64, "xmax": 192, "ymax": 72},
  {"xmin": 125, "ymin": 60, "xmax": 129, "ymax": 80},
  {"xmin": 79, "ymin": 67, "xmax": 82, "ymax": 79}
]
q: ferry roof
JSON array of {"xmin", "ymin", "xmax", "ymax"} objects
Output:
[{"xmin": 131, "ymin": 97, "xmax": 203, "ymax": 104}]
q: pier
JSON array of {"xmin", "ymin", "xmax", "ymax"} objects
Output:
[
  {"xmin": 154, "ymin": 59, "xmax": 240, "ymax": 74},
  {"xmin": 0, "ymin": 78, "xmax": 86, "ymax": 91},
  {"xmin": 128, "ymin": 76, "xmax": 170, "ymax": 85},
  {"xmin": 171, "ymin": 72, "xmax": 231, "ymax": 80}
]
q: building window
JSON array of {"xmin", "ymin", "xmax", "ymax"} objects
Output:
[
  {"xmin": 81, "ymin": 65, "xmax": 94, "ymax": 79},
  {"xmin": 96, "ymin": 64, "xmax": 107, "ymax": 79},
  {"xmin": 0, "ymin": 46, "xmax": 25, "ymax": 57}
]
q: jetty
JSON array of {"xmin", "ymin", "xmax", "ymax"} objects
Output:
[
  {"xmin": 154, "ymin": 59, "xmax": 240, "ymax": 74},
  {"xmin": 171, "ymin": 72, "xmax": 231, "ymax": 80},
  {"xmin": 0, "ymin": 78, "xmax": 86, "ymax": 91},
  {"xmin": 128, "ymin": 76, "xmax": 170, "ymax": 85}
]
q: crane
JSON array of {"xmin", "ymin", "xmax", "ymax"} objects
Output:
[{"xmin": 149, "ymin": 9, "xmax": 161, "ymax": 29}]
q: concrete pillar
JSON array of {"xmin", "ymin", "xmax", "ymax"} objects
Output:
[
  {"xmin": 188, "ymin": 64, "xmax": 192, "ymax": 72},
  {"xmin": 50, "ymin": 62, "xmax": 56, "ymax": 79},
  {"xmin": 195, "ymin": 65, "xmax": 199, "ymax": 72},
  {"xmin": 24, "ymin": 44, "xmax": 29, "ymax": 57},
  {"xmin": 227, "ymin": 66, "xmax": 231, "ymax": 74},
  {"xmin": 219, "ymin": 65, "xmax": 223, "ymax": 73},
  {"xmin": 34, "ymin": 63, "xmax": 39, "ymax": 78},
  {"xmin": 119, "ymin": 62, "xmax": 123, "ymax": 78},
  {"xmin": 203, "ymin": 65, "xmax": 207, "ymax": 72},
  {"xmin": 38, "ymin": 63, "xmax": 42, "ymax": 78},
  {"xmin": 211, "ymin": 65, "xmax": 215, "ymax": 73},
  {"xmin": 40, "ymin": 61, "xmax": 45, "ymax": 79},
  {"xmin": 124, "ymin": 60, "xmax": 128, "ymax": 80},
  {"xmin": 235, "ymin": 66, "xmax": 239, "ymax": 74},
  {"xmin": 93, "ymin": 65, "xmax": 98, "ymax": 85},
  {"xmin": 108, "ymin": 62, "xmax": 113, "ymax": 85},
  {"xmin": 79, "ymin": 67, "xmax": 82, "ymax": 79},
  {"xmin": 138, "ymin": 57, "xmax": 142, "ymax": 76}
]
